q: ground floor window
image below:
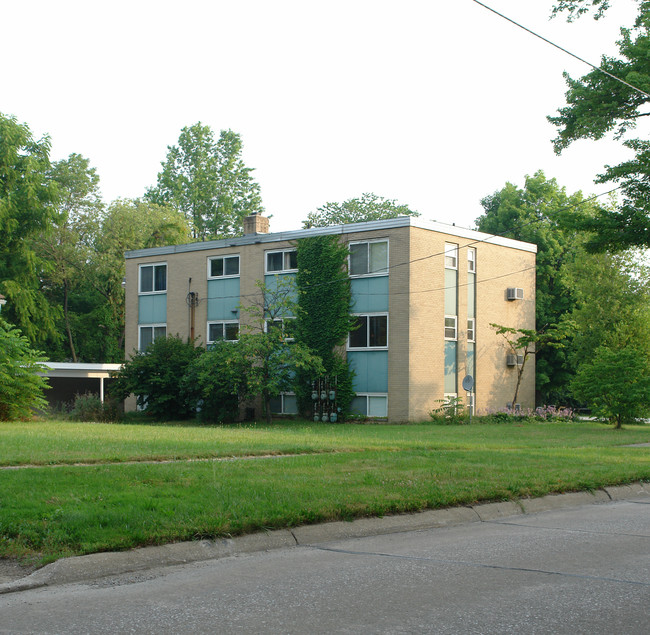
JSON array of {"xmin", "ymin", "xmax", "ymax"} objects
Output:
[
  {"xmin": 269, "ymin": 393, "xmax": 298, "ymax": 415},
  {"xmin": 350, "ymin": 393, "xmax": 388, "ymax": 417},
  {"xmin": 139, "ymin": 324, "xmax": 166, "ymax": 352}
]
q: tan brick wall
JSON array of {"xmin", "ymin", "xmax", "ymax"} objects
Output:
[{"xmin": 124, "ymin": 224, "xmax": 536, "ymax": 420}]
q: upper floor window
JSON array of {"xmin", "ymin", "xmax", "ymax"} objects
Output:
[
  {"xmin": 208, "ymin": 255, "xmax": 239, "ymax": 278},
  {"xmin": 349, "ymin": 240, "xmax": 388, "ymax": 277},
  {"xmin": 139, "ymin": 324, "xmax": 166, "ymax": 351},
  {"xmin": 266, "ymin": 249, "xmax": 297, "ymax": 273},
  {"xmin": 444, "ymin": 243, "xmax": 458, "ymax": 270},
  {"xmin": 348, "ymin": 314, "xmax": 388, "ymax": 349},
  {"xmin": 208, "ymin": 321, "xmax": 239, "ymax": 343},
  {"xmin": 467, "ymin": 248, "xmax": 476, "ymax": 273},
  {"xmin": 467, "ymin": 318, "xmax": 475, "ymax": 342},
  {"xmin": 139, "ymin": 263, "xmax": 167, "ymax": 294},
  {"xmin": 444, "ymin": 315, "xmax": 457, "ymax": 340}
]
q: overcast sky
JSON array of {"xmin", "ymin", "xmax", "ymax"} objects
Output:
[{"xmin": 2, "ymin": 0, "xmax": 643, "ymax": 232}]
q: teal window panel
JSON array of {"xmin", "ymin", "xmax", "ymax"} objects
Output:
[
  {"xmin": 207, "ymin": 278, "xmax": 240, "ymax": 321},
  {"xmin": 444, "ymin": 341, "xmax": 457, "ymax": 394},
  {"xmin": 351, "ymin": 276, "xmax": 389, "ymax": 313},
  {"xmin": 467, "ymin": 272, "xmax": 476, "ymax": 317},
  {"xmin": 264, "ymin": 273, "xmax": 297, "ymax": 317},
  {"xmin": 138, "ymin": 294, "xmax": 167, "ymax": 324},
  {"xmin": 348, "ymin": 350, "xmax": 388, "ymax": 393},
  {"xmin": 444, "ymin": 269, "xmax": 457, "ymax": 315}
]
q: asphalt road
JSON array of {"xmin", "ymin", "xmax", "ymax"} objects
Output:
[{"xmin": 1, "ymin": 497, "xmax": 648, "ymax": 634}]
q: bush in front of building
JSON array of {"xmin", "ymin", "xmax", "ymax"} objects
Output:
[{"xmin": 68, "ymin": 392, "xmax": 122, "ymax": 423}]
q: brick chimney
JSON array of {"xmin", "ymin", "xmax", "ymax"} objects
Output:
[{"xmin": 243, "ymin": 212, "xmax": 270, "ymax": 235}]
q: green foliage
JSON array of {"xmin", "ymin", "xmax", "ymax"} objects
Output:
[
  {"xmin": 294, "ymin": 235, "xmax": 356, "ymax": 417},
  {"xmin": 551, "ymin": 1, "xmax": 612, "ymax": 21},
  {"xmin": 68, "ymin": 392, "xmax": 121, "ymax": 423},
  {"xmin": 476, "ymin": 171, "xmax": 594, "ymax": 400},
  {"xmin": 429, "ymin": 396, "xmax": 467, "ymax": 425},
  {"xmin": 0, "ymin": 317, "xmax": 49, "ymax": 420},
  {"xmin": 0, "ymin": 112, "xmax": 59, "ymax": 345},
  {"xmin": 549, "ymin": 3, "xmax": 650, "ymax": 251},
  {"xmin": 239, "ymin": 279, "xmax": 325, "ymax": 423},
  {"xmin": 146, "ymin": 123, "xmax": 263, "ymax": 240},
  {"xmin": 111, "ymin": 336, "xmax": 203, "ymax": 420},
  {"xmin": 571, "ymin": 344, "xmax": 650, "ymax": 428},
  {"xmin": 302, "ymin": 192, "xmax": 419, "ymax": 228}
]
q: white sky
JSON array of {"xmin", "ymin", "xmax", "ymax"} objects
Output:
[{"xmin": 2, "ymin": 0, "xmax": 643, "ymax": 232}]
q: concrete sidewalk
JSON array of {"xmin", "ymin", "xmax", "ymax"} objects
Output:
[{"xmin": 1, "ymin": 482, "xmax": 648, "ymax": 595}]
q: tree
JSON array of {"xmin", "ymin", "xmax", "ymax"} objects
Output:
[
  {"xmin": 0, "ymin": 317, "xmax": 49, "ymax": 420},
  {"xmin": 0, "ymin": 113, "xmax": 59, "ymax": 344},
  {"xmin": 491, "ymin": 323, "xmax": 572, "ymax": 408},
  {"xmin": 35, "ymin": 154, "xmax": 104, "ymax": 362},
  {"xmin": 302, "ymin": 192, "xmax": 419, "ymax": 229},
  {"xmin": 294, "ymin": 235, "xmax": 356, "ymax": 416},
  {"xmin": 146, "ymin": 124, "xmax": 263, "ymax": 240},
  {"xmin": 111, "ymin": 335, "xmax": 203, "ymax": 420},
  {"xmin": 549, "ymin": 2, "xmax": 650, "ymax": 251},
  {"xmin": 237, "ymin": 279, "xmax": 324, "ymax": 423},
  {"xmin": 571, "ymin": 345, "xmax": 650, "ymax": 428},
  {"xmin": 476, "ymin": 171, "xmax": 599, "ymax": 401}
]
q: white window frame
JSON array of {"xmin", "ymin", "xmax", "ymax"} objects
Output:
[
  {"xmin": 348, "ymin": 313, "xmax": 389, "ymax": 350},
  {"xmin": 348, "ymin": 239, "xmax": 389, "ymax": 278},
  {"xmin": 264, "ymin": 316, "xmax": 296, "ymax": 342},
  {"xmin": 351, "ymin": 393, "xmax": 388, "ymax": 418},
  {"xmin": 207, "ymin": 255, "xmax": 240, "ymax": 279},
  {"xmin": 138, "ymin": 323, "xmax": 167, "ymax": 351},
  {"xmin": 467, "ymin": 318, "xmax": 475, "ymax": 342},
  {"xmin": 138, "ymin": 263, "xmax": 167, "ymax": 295},
  {"xmin": 444, "ymin": 243, "xmax": 458, "ymax": 270},
  {"xmin": 265, "ymin": 249, "xmax": 297, "ymax": 274},
  {"xmin": 444, "ymin": 315, "xmax": 457, "ymax": 341},
  {"xmin": 467, "ymin": 248, "xmax": 476, "ymax": 273},
  {"xmin": 207, "ymin": 320, "xmax": 240, "ymax": 343}
]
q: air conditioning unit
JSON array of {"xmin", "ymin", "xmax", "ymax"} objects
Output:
[
  {"xmin": 507, "ymin": 287, "xmax": 524, "ymax": 301},
  {"xmin": 506, "ymin": 354, "xmax": 524, "ymax": 366}
]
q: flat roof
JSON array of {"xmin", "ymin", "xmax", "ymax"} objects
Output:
[
  {"xmin": 125, "ymin": 216, "xmax": 537, "ymax": 259},
  {"xmin": 39, "ymin": 362, "xmax": 122, "ymax": 379}
]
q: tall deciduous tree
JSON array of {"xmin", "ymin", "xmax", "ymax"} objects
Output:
[
  {"xmin": 36, "ymin": 153, "xmax": 104, "ymax": 361},
  {"xmin": 302, "ymin": 193, "xmax": 419, "ymax": 229},
  {"xmin": 146, "ymin": 124, "xmax": 264, "ymax": 240},
  {"xmin": 0, "ymin": 113, "xmax": 59, "ymax": 344},
  {"xmin": 549, "ymin": 2, "xmax": 650, "ymax": 251},
  {"xmin": 476, "ymin": 171, "xmax": 599, "ymax": 402}
]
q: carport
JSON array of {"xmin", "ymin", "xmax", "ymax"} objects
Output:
[{"xmin": 39, "ymin": 363, "xmax": 123, "ymax": 408}]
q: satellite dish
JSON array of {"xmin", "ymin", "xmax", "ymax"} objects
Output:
[{"xmin": 462, "ymin": 375, "xmax": 474, "ymax": 392}]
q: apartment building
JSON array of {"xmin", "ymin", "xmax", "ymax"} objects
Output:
[{"xmin": 124, "ymin": 214, "xmax": 536, "ymax": 421}]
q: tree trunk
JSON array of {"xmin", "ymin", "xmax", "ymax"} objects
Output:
[{"xmin": 63, "ymin": 279, "xmax": 77, "ymax": 362}]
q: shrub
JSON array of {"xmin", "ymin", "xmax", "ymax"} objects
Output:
[
  {"xmin": 429, "ymin": 396, "xmax": 468, "ymax": 425},
  {"xmin": 69, "ymin": 392, "xmax": 121, "ymax": 423}
]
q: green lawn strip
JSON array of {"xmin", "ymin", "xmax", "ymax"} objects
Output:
[
  {"xmin": 1, "ymin": 445, "xmax": 648, "ymax": 565},
  {"xmin": 2, "ymin": 420, "xmax": 649, "ymax": 466}
]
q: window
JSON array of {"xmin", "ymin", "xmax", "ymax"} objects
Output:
[
  {"xmin": 270, "ymin": 393, "xmax": 298, "ymax": 415},
  {"xmin": 208, "ymin": 255, "xmax": 239, "ymax": 278},
  {"xmin": 207, "ymin": 321, "xmax": 239, "ymax": 343},
  {"xmin": 139, "ymin": 263, "xmax": 166, "ymax": 294},
  {"xmin": 349, "ymin": 314, "xmax": 388, "ymax": 349},
  {"xmin": 444, "ymin": 316, "xmax": 457, "ymax": 340},
  {"xmin": 139, "ymin": 324, "xmax": 166, "ymax": 351},
  {"xmin": 350, "ymin": 394, "xmax": 388, "ymax": 417},
  {"xmin": 265, "ymin": 317, "xmax": 296, "ymax": 341},
  {"xmin": 349, "ymin": 240, "xmax": 388, "ymax": 276},
  {"xmin": 467, "ymin": 248, "xmax": 476, "ymax": 273},
  {"xmin": 467, "ymin": 318, "xmax": 475, "ymax": 342},
  {"xmin": 266, "ymin": 249, "xmax": 297, "ymax": 273},
  {"xmin": 444, "ymin": 243, "xmax": 458, "ymax": 270}
]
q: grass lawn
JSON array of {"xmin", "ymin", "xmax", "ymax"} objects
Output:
[{"xmin": 1, "ymin": 419, "xmax": 649, "ymax": 565}]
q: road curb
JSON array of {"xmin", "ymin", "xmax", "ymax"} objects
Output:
[{"xmin": 2, "ymin": 481, "xmax": 648, "ymax": 595}]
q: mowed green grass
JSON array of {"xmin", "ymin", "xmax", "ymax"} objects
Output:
[{"xmin": 1, "ymin": 419, "xmax": 648, "ymax": 564}]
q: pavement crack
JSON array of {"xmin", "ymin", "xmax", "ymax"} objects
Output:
[{"xmin": 312, "ymin": 545, "xmax": 649, "ymax": 587}]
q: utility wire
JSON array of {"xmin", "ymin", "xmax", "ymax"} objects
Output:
[{"xmin": 471, "ymin": 0, "xmax": 650, "ymax": 99}]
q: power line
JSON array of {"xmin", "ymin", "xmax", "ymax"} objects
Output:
[{"xmin": 471, "ymin": 0, "xmax": 650, "ymax": 99}]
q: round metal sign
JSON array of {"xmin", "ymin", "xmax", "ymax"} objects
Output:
[{"xmin": 462, "ymin": 375, "xmax": 474, "ymax": 392}]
